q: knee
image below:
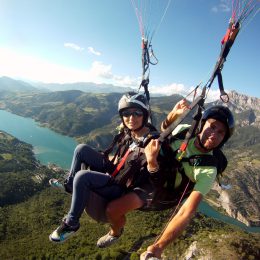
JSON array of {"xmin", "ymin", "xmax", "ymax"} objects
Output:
[
  {"xmin": 106, "ymin": 201, "xmax": 118, "ymax": 218},
  {"xmin": 73, "ymin": 170, "xmax": 91, "ymax": 186},
  {"xmin": 74, "ymin": 144, "xmax": 88, "ymax": 154}
]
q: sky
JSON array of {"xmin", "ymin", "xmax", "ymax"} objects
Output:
[{"xmin": 0, "ymin": 0, "xmax": 259, "ymax": 101}]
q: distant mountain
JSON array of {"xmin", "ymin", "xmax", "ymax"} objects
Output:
[
  {"xmin": 227, "ymin": 90, "xmax": 260, "ymax": 112},
  {"xmin": 213, "ymin": 90, "xmax": 260, "ymax": 128},
  {"xmin": 0, "ymin": 90, "xmax": 186, "ymax": 141},
  {"xmin": 33, "ymin": 81, "xmax": 133, "ymax": 93},
  {"xmin": 0, "ymin": 76, "xmax": 41, "ymax": 92},
  {"xmin": 0, "ymin": 76, "xmax": 134, "ymax": 94},
  {"xmin": 0, "ymin": 90, "xmax": 122, "ymax": 137}
]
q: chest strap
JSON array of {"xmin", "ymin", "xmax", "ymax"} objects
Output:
[{"xmin": 110, "ymin": 142, "xmax": 138, "ymax": 177}]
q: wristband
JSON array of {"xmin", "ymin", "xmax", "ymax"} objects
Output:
[{"xmin": 147, "ymin": 165, "xmax": 159, "ymax": 173}]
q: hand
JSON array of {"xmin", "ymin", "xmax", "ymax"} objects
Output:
[
  {"xmin": 140, "ymin": 247, "xmax": 161, "ymax": 259},
  {"xmin": 171, "ymin": 99, "xmax": 189, "ymax": 116},
  {"xmin": 161, "ymin": 99, "xmax": 190, "ymax": 131},
  {"xmin": 144, "ymin": 139, "xmax": 160, "ymax": 170}
]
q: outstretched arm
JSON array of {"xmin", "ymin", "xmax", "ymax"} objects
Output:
[
  {"xmin": 161, "ymin": 99, "xmax": 189, "ymax": 131},
  {"xmin": 141, "ymin": 191, "xmax": 203, "ymax": 259}
]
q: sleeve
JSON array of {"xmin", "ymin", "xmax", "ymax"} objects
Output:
[
  {"xmin": 147, "ymin": 166, "xmax": 164, "ymax": 186},
  {"xmin": 192, "ymin": 166, "xmax": 217, "ymax": 196}
]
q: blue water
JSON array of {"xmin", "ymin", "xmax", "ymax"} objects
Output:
[
  {"xmin": 199, "ymin": 201, "xmax": 260, "ymax": 233},
  {"xmin": 0, "ymin": 109, "xmax": 77, "ymax": 169},
  {"xmin": 0, "ymin": 109, "xmax": 259, "ymax": 233}
]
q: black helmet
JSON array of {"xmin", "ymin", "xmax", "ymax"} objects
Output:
[
  {"xmin": 118, "ymin": 92, "xmax": 149, "ymax": 127},
  {"xmin": 200, "ymin": 105, "xmax": 235, "ymax": 146}
]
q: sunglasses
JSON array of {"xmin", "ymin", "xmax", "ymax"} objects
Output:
[{"xmin": 121, "ymin": 109, "xmax": 143, "ymax": 117}]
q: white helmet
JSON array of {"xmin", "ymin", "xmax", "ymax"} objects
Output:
[{"xmin": 118, "ymin": 92, "xmax": 149, "ymax": 126}]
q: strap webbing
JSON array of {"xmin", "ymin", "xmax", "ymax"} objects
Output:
[
  {"xmin": 158, "ymin": 87, "xmax": 206, "ymax": 143},
  {"xmin": 178, "ymin": 105, "xmax": 203, "ymax": 160},
  {"xmin": 111, "ymin": 149, "xmax": 131, "ymax": 177}
]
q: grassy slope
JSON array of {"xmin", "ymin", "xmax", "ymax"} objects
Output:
[{"xmin": 0, "ymin": 188, "xmax": 259, "ymax": 260}]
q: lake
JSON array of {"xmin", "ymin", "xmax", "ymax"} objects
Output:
[
  {"xmin": 0, "ymin": 109, "xmax": 259, "ymax": 233},
  {"xmin": 0, "ymin": 109, "xmax": 77, "ymax": 169}
]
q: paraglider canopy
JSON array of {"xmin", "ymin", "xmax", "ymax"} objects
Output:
[
  {"xmin": 130, "ymin": 0, "xmax": 173, "ymax": 124},
  {"xmin": 204, "ymin": 0, "xmax": 260, "ymax": 102},
  {"xmin": 130, "ymin": 0, "xmax": 173, "ymax": 83}
]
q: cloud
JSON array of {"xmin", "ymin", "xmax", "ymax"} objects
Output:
[
  {"xmin": 147, "ymin": 82, "xmax": 219, "ymax": 102},
  {"xmin": 148, "ymin": 82, "xmax": 185, "ymax": 97},
  {"xmin": 64, "ymin": 43, "xmax": 102, "ymax": 57},
  {"xmin": 0, "ymin": 47, "xmax": 223, "ymax": 102},
  {"xmin": 88, "ymin": 47, "xmax": 101, "ymax": 56},
  {"xmin": 211, "ymin": 0, "xmax": 230, "ymax": 13},
  {"xmin": 113, "ymin": 75, "xmax": 139, "ymax": 87},
  {"xmin": 88, "ymin": 62, "xmax": 138, "ymax": 86},
  {"xmin": 0, "ymin": 47, "xmax": 110, "ymax": 83},
  {"xmin": 203, "ymin": 88, "xmax": 223, "ymax": 103},
  {"xmin": 89, "ymin": 61, "xmax": 113, "ymax": 79},
  {"xmin": 64, "ymin": 42, "xmax": 84, "ymax": 51}
]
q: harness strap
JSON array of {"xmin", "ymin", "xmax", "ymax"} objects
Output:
[
  {"xmin": 158, "ymin": 87, "xmax": 206, "ymax": 143},
  {"xmin": 176, "ymin": 97, "xmax": 204, "ymax": 160},
  {"xmin": 205, "ymin": 21, "xmax": 240, "ymax": 102},
  {"xmin": 111, "ymin": 131, "xmax": 157, "ymax": 178},
  {"xmin": 217, "ymin": 70, "xmax": 229, "ymax": 103},
  {"xmin": 111, "ymin": 148, "xmax": 131, "ymax": 177},
  {"xmin": 102, "ymin": 130, "xmax": 126, "ymax": 162}
]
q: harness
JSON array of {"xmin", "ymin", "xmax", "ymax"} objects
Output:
[
  {"xmin": 85, "ymin": 125, "xmax": 227, "ymax": 221},
  {"xmin": 84, "ymin": 125, "xmax": 160, "ymax": 223},
  {"xmin": 111, "ymin": 127, "xmax": 160, "ymax": 188},
  {"xmin": 144, "ymin": 127, "xmax": 227, "ymax": 211}
]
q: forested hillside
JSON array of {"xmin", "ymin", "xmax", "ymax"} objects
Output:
[
  {"xmin": 0, "ymin": 132, "xmax": 259, "ymax": 259},
  {"xmin": 0, "ymin": 90, "xmax": 121, "ymax": 137},
  {"xmin": 0, "ymin": 131, "xmax": 63, "ymax": 207}
]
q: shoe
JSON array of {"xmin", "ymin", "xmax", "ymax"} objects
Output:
[
  {"xmin": 140, "ymin": 251, "xmax": 161, "ymax": 260},
  {"xmin": 49, "ymin": 178, "xmax": 64, "ymax": 189},
  {"xmin": 63, "ymin": 178, "xmax": 73, "ymax": 194},
  {"xmin": 96, "ymin": 229, "xmax": 123, "ymax": 248},
  {"xmin": 49, "ymin": 178, "xmax": 73, "ymax": 194},
  {"xmin": 49, "ymin": 219, "xmax": 80, "ymax": 243}
]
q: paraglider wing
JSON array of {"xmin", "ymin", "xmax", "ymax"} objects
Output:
[{"xmin": 206, "ymin": 0, "xmax": 259, "ymax": 102}]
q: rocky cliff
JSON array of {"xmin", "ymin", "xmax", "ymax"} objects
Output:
[
  {"xmin": 208, "ymin": 90, "xmax": 260, "ymax": 227},
  {"xmin": 213, "ymin": 90, "xmax": 260, "ymax": 128},
  {"xmin": 228, "ymin": 90, "xmax": 260, "ymax": 112}
]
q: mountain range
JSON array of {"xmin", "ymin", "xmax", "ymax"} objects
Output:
[{"xmin": 0, "ymin": 76, "xmax": 133, "ymax": 94}]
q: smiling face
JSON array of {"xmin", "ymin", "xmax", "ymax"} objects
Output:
[
  {"xmin": 198, "ymin": 118, "xmax": 227, "ymax": 150},
  {"xmin": 121, "ymin": 108, "xmax": 144, "ymax": 131}
]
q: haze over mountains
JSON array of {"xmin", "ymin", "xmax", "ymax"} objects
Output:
[
  {"xmin": 0, "ymin": 76, "xmax": 40, "ymax": 92},
  {"xmin": 0, "ymin": 76, "xmax": 133, "ymax": 94},
  {"xmin": 2, "ymin": 75, "xmax": 260, "ymax": 101}
]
